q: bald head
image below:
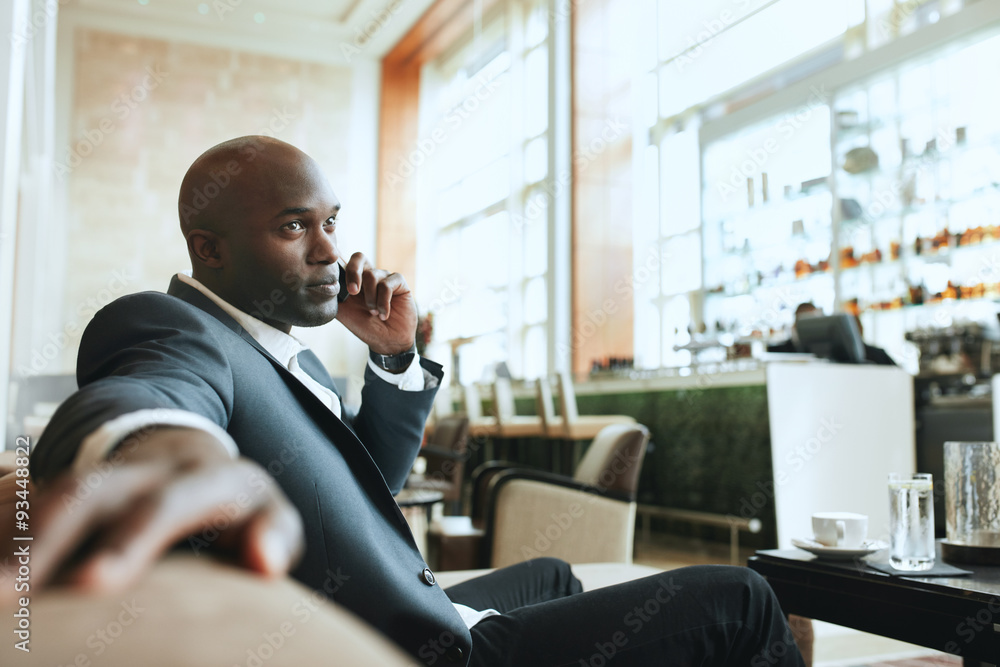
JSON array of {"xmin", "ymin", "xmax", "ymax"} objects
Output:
[{"xmin": 178, "ymin": 135, "xmax": 313, "ymax": 236}]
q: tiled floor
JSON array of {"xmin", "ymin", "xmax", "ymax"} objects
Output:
[{"xmin": 632, "ymin": 536, "xmax": 957, "ymax": 666}]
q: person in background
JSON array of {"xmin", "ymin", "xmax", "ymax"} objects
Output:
[
  {"xmin": 853, "ymin": 315, "xmax": 897, "ymax": 366},
  {"xmin": 768, "ymin": 302, "xmax": 896, "ymax": 365},
  {"xmin": 767, "ymin": 302, "xmax": 820, "ymax": 354}
]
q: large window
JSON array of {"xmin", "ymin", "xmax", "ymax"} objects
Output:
[{"xmin": 415, "ymin": 0, "xmax": 551, "ymax": 385}]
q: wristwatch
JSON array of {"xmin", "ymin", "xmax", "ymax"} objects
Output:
[{"xmin": 369, "ymin": 343, "xmax": 417, "ymax": 373}]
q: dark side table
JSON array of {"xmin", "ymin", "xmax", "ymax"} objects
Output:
[
  {"xmin": 393, "ymin": 489, "xmax": 444, "ymax": 560},
  {"xmin": 749, "ymin": 547, "xmax": 1000, "ymax": 667}
]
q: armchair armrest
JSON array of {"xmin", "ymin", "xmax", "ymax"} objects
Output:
[
  {"xmin": 420, "ymin": 446, "xmax": 466, "ymax": 461},
  {"xmin": 487, "ymin": 468, "xmax": 634, "ymax": 503},
  {"xmin": 482, "ymin": 469, "xmax": 637, "ymax": 569},
  {"xmin": 469, "ymin": 460, "xmax": 520, "ymax": 521}
]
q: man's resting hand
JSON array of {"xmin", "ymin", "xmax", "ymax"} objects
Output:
[{"xmin": 0, "ymin": 427, "xmax": 304, "ymax": 605}]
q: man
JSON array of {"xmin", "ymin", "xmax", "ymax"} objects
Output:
[
  {"xmin": 14, "ymin": 137, "xmax": 804, "ymax": 666},
  {"xmin": 767, "ymin": 302, "xmax": 820, "ymax": 354},
  {"xmin": 769, "ymin": 302, "xmax": 896, "ymax": 365}
]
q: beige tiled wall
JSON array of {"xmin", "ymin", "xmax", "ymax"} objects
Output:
[{"xmin": 57, "ymin": 28, "xmax": 365, "ymax": 374}]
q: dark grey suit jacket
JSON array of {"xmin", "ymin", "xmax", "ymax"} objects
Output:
[{"xmin": 31, "ymin": 276, "xmax": 472, "ymax": 665}]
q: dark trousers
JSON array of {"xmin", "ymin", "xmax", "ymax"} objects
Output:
[{"xmin": 445, "ymin": 558, "xmax": 805, "ymax": 667}]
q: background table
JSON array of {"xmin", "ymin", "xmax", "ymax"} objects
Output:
[{"xmin": 394, "ymin": 488, "xmax": 444, "ymax": 558}]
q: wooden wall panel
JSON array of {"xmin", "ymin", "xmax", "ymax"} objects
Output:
[{"xmin": 571, "ymin": 0, "xmax": 634, "ymax": 377}]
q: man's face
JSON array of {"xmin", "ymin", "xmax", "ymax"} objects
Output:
[{"xmin": 216, "ymin": 157, "xmax": 343, "ymax": 332}]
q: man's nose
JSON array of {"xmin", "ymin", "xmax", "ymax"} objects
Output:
[{"xmin": 308, "ymin": 227, "xmax": 339, "ymax": 264}]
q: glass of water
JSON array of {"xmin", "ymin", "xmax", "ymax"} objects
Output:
[{"xmin": 888, "ymin": 473, "xmax": 935, "ymax": 571}]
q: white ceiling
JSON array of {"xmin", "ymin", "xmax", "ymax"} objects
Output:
[{"xmin": 63, "ymin": 0, "xmax": 437, "ymax": 65}]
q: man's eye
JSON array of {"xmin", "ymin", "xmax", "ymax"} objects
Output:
[
  {"xmin": 284, "ymin": 221, "xmax": 305, "ymax": 231},
  {"xmin": 325, "ymin": 217, "xmax": 337, "ymax": 227}
]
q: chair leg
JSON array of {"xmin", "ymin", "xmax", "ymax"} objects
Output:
[
  {"xmin": 560, "ymin": 439, "xmax": 574, "ymax": 475},
  {"xmin": 787, "ymin": 615, "xmax": 813, "ymax": 667},
  {"xmin": 549, "ymin": 439, "xmax": 560, "ymax": 473}
]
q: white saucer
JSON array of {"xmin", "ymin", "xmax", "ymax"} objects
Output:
[{"xmin": 791, "ymin": 537, "xmax": 887, "ymax": 560}]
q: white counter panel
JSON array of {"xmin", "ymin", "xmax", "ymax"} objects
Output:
[{"xmin": 766, "ymin": 362, "xmax": 915, "ymax": 548}]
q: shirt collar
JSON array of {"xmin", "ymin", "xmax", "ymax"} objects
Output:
[{"xmin": 176, "ymin": 272, "xmax": 306, "ymax": 369}]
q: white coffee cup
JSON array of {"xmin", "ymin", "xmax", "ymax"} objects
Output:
[{"xmin": 812, "ymin": 512, "xmax": 868, "ymax": 548}]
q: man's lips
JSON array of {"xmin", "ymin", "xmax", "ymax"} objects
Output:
[{"xmin": 305, "ymin": 275, "xmax": 339, "ymax": 297}]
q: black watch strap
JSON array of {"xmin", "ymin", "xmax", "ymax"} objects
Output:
[{"xmin": 369, "ymin": 343, "xmax": 417, "ymax": 373}]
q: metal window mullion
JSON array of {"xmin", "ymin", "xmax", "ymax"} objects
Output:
[{"xmin": 547, "ymin": 0, "xmax": 570, "ymax": 376}]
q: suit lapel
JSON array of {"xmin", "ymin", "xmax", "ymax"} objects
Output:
[
  {"xmin": 165, "ymin": 277, "xmax": 360, "ymax": 452},
  {"xmin": 163, "ymin": 278, "xmax": 411, "ymax": 533}
]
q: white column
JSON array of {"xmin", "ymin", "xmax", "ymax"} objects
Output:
[
  {"xmin": 547, "ymin": 0, "xmax": 571, "ymax": 376},
  {"xmin": 10, "ymin": 0, "xmax": 61, "ymax": 386},
  {"xmin": 0, "ymin": 0, "xmax": 31, "ymax": 449}
]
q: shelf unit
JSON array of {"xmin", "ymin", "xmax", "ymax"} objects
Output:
[{"xmin": 696, "ymin": 23, "xmax": 1000, "ymax": 368}]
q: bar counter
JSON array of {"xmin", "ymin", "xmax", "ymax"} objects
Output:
[{"xmin": 468, "ymin": 363, "xmax": 777, "ymax": 548}]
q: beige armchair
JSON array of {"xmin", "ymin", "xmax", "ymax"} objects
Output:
[
  {"xmin": 430, "ymin": 423, "xmax": 650, "ymax": 570},
  {"xmin": 482, "ymin": 423, "xmax": 650, "ymax": 568}
]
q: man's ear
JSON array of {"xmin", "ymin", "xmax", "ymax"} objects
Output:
[{"xmin": 187, "ymin": 230, "xmax": 224, "ymax": 269}]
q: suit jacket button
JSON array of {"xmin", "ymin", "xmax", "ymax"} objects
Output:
[
  {"xmin": 422, "ymin": 567, "xmax": 436, "ymax": 586},
  {"xmin": 445, "ymin": 646, "xmax": 464, "ymax": 662}
]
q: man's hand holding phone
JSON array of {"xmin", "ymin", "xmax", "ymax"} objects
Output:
[{"xmin": 334, "ymin": 252, "xmax": 417, "ymax": 357}]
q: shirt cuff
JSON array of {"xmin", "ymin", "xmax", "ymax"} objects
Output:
[
  {"xmin": 367, "ymin": 352, "xmax": 429, "ymax": 391},
  {"xmin": 73, "ymin": 409, "xmax": 239, "ymax": 473}
]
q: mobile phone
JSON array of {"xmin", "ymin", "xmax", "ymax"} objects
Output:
[{"xmin": 338, "ymin": 264, "xmax": 349, "ymax": 302}]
